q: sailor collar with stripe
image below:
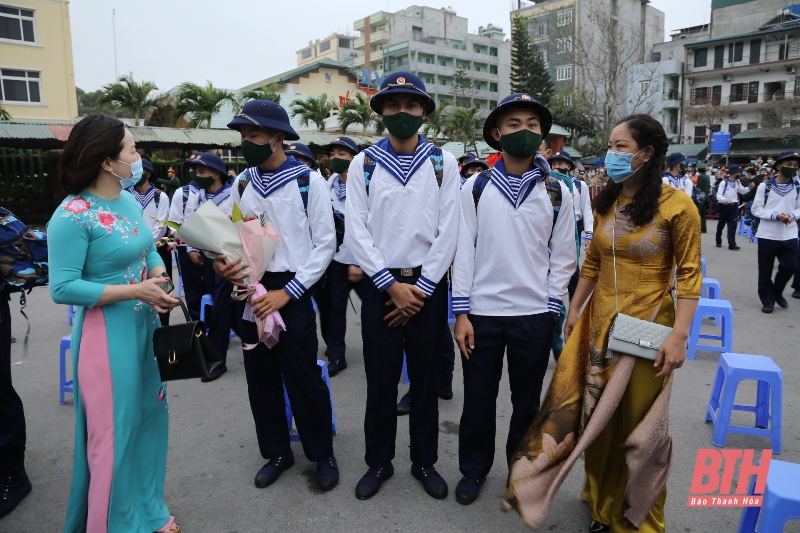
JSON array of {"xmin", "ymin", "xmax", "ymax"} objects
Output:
[
  {"xmin": 490, "ymin": 155, "xmax": 546, "ymax": 209},
  {"xmin": 199, "ymin": 182, "xmax": 232, "ymax": 205},
  {"xmin": 127, "ymin": 184, "xmax": 156, "ymax": 207},
  {"xmin": 664, "ymin": 172, "xmax": 682, "ymax": 188},
  {"xmin": 767, "ymin": 178, "xmax": 798, "ymax": 197},
  {"xmin": 362, "ymin": 135, "xmax": 435, "ymax": 186},
  {"xmin": 243, "ymin": 157, "xmax": 309, "ymax": 198},
  {"xmin": 330, "ymin": 174, "xmax": 347, "ymax": 201}
]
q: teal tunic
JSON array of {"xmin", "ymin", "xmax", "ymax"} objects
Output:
[{"xmin": 48, "ymin": 191, "xmax": 170, "ymax": 533}]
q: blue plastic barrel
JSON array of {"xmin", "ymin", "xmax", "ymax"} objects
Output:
[{"xmin": 710, "ymin": 131, "xmax": 731, "ymax": 154}]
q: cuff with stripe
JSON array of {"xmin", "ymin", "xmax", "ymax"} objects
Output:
[
  {"xmin": 452, "ymin": 296, "xmax": 470, "ymax": 315},
  {"xmin": 585, "ymin": 231, "xmax": 593, "ymax": 239},
  {"xmin": 414, "ymin": 275, "xmax": 437, "ymax": 299},
  {"xmin": 371, "ymin": 268, "xmax": 396, "ymax": 291},
  {"xmin": 283, "ymin": 278, "xmax": 307, "ymax": 300},
  {"xmin": 771, "ymin": 214, "xmax": 778, "ymax": 220},
  {"xmin": 547, "ymin": 297, "xmax": 563, "ymax": 316}
]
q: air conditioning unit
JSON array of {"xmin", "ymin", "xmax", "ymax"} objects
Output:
[
  {"xmin": 687, "ymin": 78, "xmax": 694, "ymax": 85},
  {"xmin": 728, "ymin": 112, "xmax": 738, "ymax": 119},
  {"xmin": 787, "ymin": 66, "xmax": 797, "ymax": 73},
  {"xmin": 722, "ymin": 74, "xmax": 732, "ymax": 81}
]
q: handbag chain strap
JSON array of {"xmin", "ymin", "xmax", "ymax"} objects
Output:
[{"xmin": 612, "ymin": 200, "xmax": 620, "ymax": 314}]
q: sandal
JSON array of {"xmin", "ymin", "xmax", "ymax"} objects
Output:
[{"xmin": 156, "ymin": 516, "xmax": 180, "ymax": 533}]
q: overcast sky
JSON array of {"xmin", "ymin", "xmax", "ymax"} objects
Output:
[{"xmin": 69, "ymin": 0, "xmax": 711, "ymax": 93}]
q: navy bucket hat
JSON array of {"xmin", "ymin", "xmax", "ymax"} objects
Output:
[
  {"xmin": 483, "ymin": 93, "xmax": 553, "ymax": 151},
  {"xmin": 324, "ymin": 136, "xmax": 360, "ymax": 156},
  {"xmin": 284, "ymin": 142, "xmax": 315, "ymax": 162},
  {"xmin": 665, "ymin": 152, "xmax": 685, "ymax": 168},
  {"xmin": 184, "ymin": 152, "xmax": 227, "ymax": 177},
  {"xmin": 142, "ymin": 158, "xmax": 157, "ymax": 176},
  {"xmin": 773, "ymin": 150, "xmax": 800, "ymax": 168},
  {"xmin": 369, "ymin": 72, "xmax": 435, "ymax": 115},
  {"xmin": 227, "ymin": 99, "xmax": 300, "ymax": 141},
  {"xmin": 548, "ymin": 150, "xmax": 575, "ymax": 170},
  {"xmin": 460, "ymin": 154, "xmax": 488, "ymax": 172}
]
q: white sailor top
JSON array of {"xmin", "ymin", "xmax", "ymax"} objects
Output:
[
  {"xmin": 716, "ymin": 178, "xmax": 748, "ymax": 204},
  {"xmin": 344, "ymin": 136, "xmax": 459, "ymax": 297},
  {"xmin": 183, "ymin": 181, "xmax": 234, "ymax": 219},
  {"xmin": 168, "ymin": 184, "xmax": 191, "ymax": 225},
  {"xmin": 231, "ymin": 158, "xmax": 335, "ymax": 300},
  {"xmin": 328, "ymin": 173, "xmax": 354, "ymax": 265},
  {"xmin": 751, "ymin": 179, "xmax": 800, "ymax": 241},
  {"xmin": 662, "ymin": 172, "xmax": 694, "ymax": 197},
  {"xmin": 571, "ymin": 177, "xmax": 594, "ymax": 240},
  {"xmin": 452, "ymin": 157, "xmax": 576, "ymax": 317},
  {"xmin": 125, "ymin": 185, "xmax": 170, "ymax": 242}
]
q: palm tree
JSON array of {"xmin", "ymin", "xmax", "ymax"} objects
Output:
[
  {"xmin": 0, "ymin": 105, "xmax": 10, "ymax": 121},
  {"xmin": 239, "ymin": 83, "xmax": 281, "ymax": 105},
  {"xmin": 172, "ymin": 81, "xmax": 238, "ymax": 129},
  {"xmin": 444, "ymin": 107, "xmax": 481, "ymax": 154},
  {"xmin": 338, "ymin": 93, "xmax": 376, "ymax": 134},
  {"xmin": 290, "ymin": 94, "xmax": 337, "ymax": 132},
  {"xmin": 422, "ymin": 106, "xmax": 447, "ymax": 146},
  {"xmin": 374, "ymin": 116, "xmax": 386, "ymax": 135},
  {"xmin": 98, "ymin": 74, "xmax": 160, "ymax": 126}
]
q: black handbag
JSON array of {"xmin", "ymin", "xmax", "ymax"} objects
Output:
[{"xmin": 153, "ymin": 299, "xmax": 224, "ymax": 381}]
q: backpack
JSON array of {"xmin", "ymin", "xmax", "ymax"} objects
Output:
[
  {"xmin": 362, "ymin": 147, "xmax": 444, "ymax": 195},
  {"xmin": 181, "ymin": 185, "xmax": 191, "ymax": 208},
  {"xmin": 0, "ymin": 207, "xmax": 48, "ymax": 293},
  {"xmin": 752, "ymin": 180, "xmax": 800, "ymax": 234},
  {"xmin": 471, "ymin": 170, "xmax": 563, "ymax": 242},
  {"xmin": 692, "ymin": 185, "xmax": 706, "ymax": 206}
]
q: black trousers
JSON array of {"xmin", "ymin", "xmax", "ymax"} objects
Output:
[
  {"xmin": 239, "ymin": 272, "xmax": 333, "ymax": 461},
  {"xmin": 361, "ymin": 274, "xmax": 448, "ymax": 468},
  {"xmin": 757, "ymin": 238, "xmax": 800, "ymax": 306},
  {"xmin": 203, "ymin": 260, "xmax": 238, "ymax": 364},
  {"xmin": 459, "ymin": 313, "xmax": 554, "ymax": 479},
  {"xmin": 440, "ymin": 320, "xmax": 455, "ymax": 385},
  {"xmin": 176, "ymin": 246, "xmax": 204, "ymax": 321},
  {"xmin": 716, "ymin": 204, "xmax": 739, "ymax": 247},
  {"xmin": 793, "ymin": 227, "xmax": 800, "ymax": 291},
  {"xmin": 568, "ymin": 267, "xmax": 581, "ymax": 301},
  {"xmin": 316, "ymin": 261, "xmax": 370, "ymax": 362},
  {"xmin": 156, "ymin": 244, "xmax": 173, "ymax": 326},
  {"xmin": 0, "ymin": 291, "xmax": 26, "ymax": 477}
]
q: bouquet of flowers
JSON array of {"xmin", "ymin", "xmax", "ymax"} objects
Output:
[{"xmin": 175, "ymin": 201, "xmax": 284, "ymax": 347}]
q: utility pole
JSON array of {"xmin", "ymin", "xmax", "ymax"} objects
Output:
[{"xmin": 112, "ymin": 9, "xmax": 118, "ymax": 80}]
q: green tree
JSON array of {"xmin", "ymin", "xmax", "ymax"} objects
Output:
[
  {"xmin": 98, "ymin": 75, "xmax": 160, "ymax": 126},
  {"xmin": 172, "ymin": 81, "xmax": 238, "ymax": 128},
  {"xmin": 290, "ymin": 94, "xmax": 337, "ymax": 132},
  {"xmin": 549, "ymin": 87, "xmax": 597, "ymax": 140},
  {"xmin": 510, "ymin": 16, "xmax": 533, "ymax": 95},
  {"xmin": 338, "ymin": 93, "xmax": 376, "ymax": 134},
  {"xmin": 422, "ymin": 105, "xmax": 447, "ymax": 146},
  {"xmin": 451, "ymin": 67, "xmax": 475, "ymax": 108},
  {"xmin": 444, "ymin": 107, "xmax": 481, "ymax": 154},
  {"xmin": 374, "ymin": 116, "xmax": 386, "ymax": 135},
  {"xmin": 0, "ymin": 105, "xmax": 10, "ymax": 121},
  {"xmin": 77, "ymin": 87, "xmax": 127, "ymax": 117},
  {"xmin": 527, "ymin": 42, "xmax": 554, "ymax": 105},
  {"xmin": 239, "ymin": 83, "xmax": 281, "ymax": 105}
]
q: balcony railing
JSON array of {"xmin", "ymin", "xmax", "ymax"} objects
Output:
[
  {"xmin": 663, "ymin": 89, "xmax": 681, "ymax": 101},
  {"xmin": 689, "ymin": 46, "xmax": 800, "ymax": 72},
  {"xmin": 664, "ymin": 123, "xmax": 679, "ymax": 134},
  {"xmin": 689, "ymin": 92, "xmax": 787, "ymax": 106}
]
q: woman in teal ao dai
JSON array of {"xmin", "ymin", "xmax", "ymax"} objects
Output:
[{"xmin": 47, "ymin": 114, "xmax": 181, "ymax": 533}]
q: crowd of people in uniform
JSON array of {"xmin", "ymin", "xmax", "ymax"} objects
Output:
[{"xmin": 3, "ymin": 68, "xmax": 795, "ymax": 533}]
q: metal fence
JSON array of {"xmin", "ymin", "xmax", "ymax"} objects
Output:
[{"xmin": 0, "ymin": 148, "xmax": 56, "ymax": 220}]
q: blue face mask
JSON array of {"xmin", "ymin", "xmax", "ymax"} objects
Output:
[
  {"xmin": 112, "ymin": 157, "xmax": 143, "ymax": 189},
  {"xmin": 605, "ymin": 148, "xmax": 645, "ymax": 183}
]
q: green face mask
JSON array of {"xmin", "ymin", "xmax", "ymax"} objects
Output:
[
  {"xmin": 241, "ymin": 137, "xmax": 275, "ymax": 167},
  {"xmin": 189, "ymin": 170, "xmax": 216, "ymax": 190},
  {"xmin": 499, "ymin": 130, "xmax": 542, "ymax": 160},
  {"xmin": 551, "ymin": 169, "xmax": 569, "ymax": 180},
  {"xmin": 135, "ymin": 174, "xmax": 148, "ymax": 188},
  {"xmin": 330, "ymin": 157, "xmax": 351, "ymax": 174},
  {"xmin": 780, "ymin": 166, "xmax": 797, "ymax": 179},
  {"xmin": 383, "ymin": 112, "xmax": 424, "ymax": 140},
  {"xmin": 679, "ymin": 163, "xmax": 687, "ymax": 173}
]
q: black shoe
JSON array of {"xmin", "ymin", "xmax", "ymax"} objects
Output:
[
  {"xmin": 327, "ymin": 359, "xmax": 347, "ymax": 377},
  {"xmin": 776, "ymin": 295, "xmax": 789, "ymax": 308},
  {"xmin": 254, "ymin": 454, "xmax": 295, "ymax": 488},
  {"xmin": 316, "ymin": 455, "xmax": 339, "ymax": 491},
  {"xmin": 589, "ymin": 520, "xmax": 610, "ymax": 532},
  {"xmin": 455, "ymin": 475, "xmax": 485, "ymax": 505},
  {"xmin": 793, "ymin": 290, "xmax": 800, "ymax": 299},
  {"xmin": 355, "ymin": 464, "xmax": 394, "ymax": 500},
  {"xmin": 411, "ymin": 464, "xmax": 448, "ymax": 500},
  {"xmin": 201, "ymin": 364, "xmax": 227, "ymax": 383},
  {"xmin": 396, "ymin": 391, "xmax": 410, "ymax": 416},
  {"xmin": 9, "ymin": 336, "xmax": 15, "ymax": 344},
  {"xmin": 438, "ymin": 379, "xmax": 453, "ymax": 400},
  {"xmin": 0, "ymin": 474, "xmax": 32, "ymax": 518},
  {"xmin": 729, "ymin": 246, "xmax": 741, "ymax": 251},
  {"xmin": 762, "ymin": 304, "xmax": 774, "ymax": 314},
  {"xmin": 716, "ymin": 243, "xmax": 722, "ymax": 248}
]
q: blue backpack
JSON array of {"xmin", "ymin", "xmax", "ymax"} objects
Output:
[{"xmin": 0, "ymin": 207, "xmax": 48, "ymax": 293}]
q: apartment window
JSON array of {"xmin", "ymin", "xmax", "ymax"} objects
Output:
[
  {"xmin": 490, "ymin": 100, "xmax": 498, "ymax": 109},
  {"xmin": 412, "ymin": 25, "xmax": 422, "ymax": 41},
  {"xmin": 747, "ymin": 122, "xmax": 759, "ymax": 129},
  {"xmin": 440, "ymin": 60, "xmax": 447, "ymax": 66},
  {"xmin": 749, "ymin": 39, "xmax": 761, "ymax": 64},
  {"xmin": 694, "ymin": 47, "xmax": 708, "ymax": 68},
  {"xmin": 490, "ymin": 64, "xmax": 498, "ymax": 74},
  {"xmin": 474, "ymin": 45, "xmax": 482, "ymax": 54},
  {"xmin": 319, "ymin": 40, "xmax": 331, "ymax": 52},
  {"xmin": 730, "ymin": 83, "xmax": 747, "ymax": 102},
  {"xmin": 397, "ymin": 56, "xmax": 408, "ymax": 66},
  {"xmin": 690, "ymin": 87, "xmax": 710, "ymax": 105},
  {"xmin": 538, "ymin": 22, "xmax": 548, "ymax": 36},
  {"xmin": 0, "ymin": 5, "xmax": 35, "ymax": 43},
  {"xmin": 490, "ymin": 82, "xmax": 498, "ymax": 92},
  {"xmin": 712, "ymin": 85, "xmax": 722, "ymax": 105},
  {"xmin": 639, "ymin": 81, "xmax": 650, "ymax": 96},
  {"xmin": 302, "ymin": 49, "xmax": 312, "ymax": 59},
  {"xmin": 440, "ymin": 79, "xmax": 447, "ymax": 86},
  {"xmin": 475, "ymin": 65, "xmax": 482, "ymax": 72},
  {"xmin": 556, "ymin": 64, "xmax": 573, "ymax": 81},
  {"xmin": 0, "ymin": 69, "xmax": 40, "ymax": 103},
  {"xmin": 729, "ymin": 123, "xmax": 742, "ymax": 136},
  {"xmin": 693, "ymin": 125, "xmax": 707, "ymax": 144},
  {"xmin": 541, "ymin": 49, "xmax": 548, "ymax": 62},
  {"xmin": 556, "ymin": 37, "xmax": 573, "ymax": 53},
  {"xmin": 475, "ymin": 83, "xmax": 483, "ymax": 91},
  {"xmin": 714, "ymin": 45, "xmax": 724, "ymax": 69},
  {"xmin": 557, "ymin": 9, "xmax": 573, "ymax": 26},
  {"xmin": 564, "ymin": 93, "xmax": 573, "ymax": 106},
  {"xmin": 425, "ymin": 76, "xmax": 434, "ymax": 84},
  {"xmin": 728, "ymin": 41, "xmax": 743, "ymax": 63},
  {"xmin": 490, "ymin": 47, "xmax": 498, "ymax": 57},
  {"xmin": 459, "ymin": 62, "xmax": 471, "ymax": 70},
  {"xmin": 339, "ymin": 38, "xmax": 351, "ymax": 49},
  {"xmin": 424, "ymin": 56, "xmax": 433, "ymax": 64}
]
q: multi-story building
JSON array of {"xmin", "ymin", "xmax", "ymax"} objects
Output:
[
  {"xmin": 511, "ymin": 0, "xmax": 664, "ymax": 92},
  {"xmin": 0, "ymin": 0, "xmax": 77, "ymax": 122},
  {"xmin": 682, "ymin": 5, "xmax": 800, "ymax": 144},
  {"xmin": 352, "ymin": 6, "xmax": 511, "ymax": 114},
  {"xmin": 241, "ymin": 58, "xmax": 359, "ymax": 100},
  {"xmin": 296, "ymin": 34, "xmax": 362, "ymax": 67}
]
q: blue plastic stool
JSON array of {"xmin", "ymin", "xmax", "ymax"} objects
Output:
[
  {"xmin": 738, "ymin": 217, "xmax": 747, "ymax": 236},
  {"xmin": 59, "ymin": 335, "xmax": 73, "ymax": 405},
  {"xmin": 701, "ymin": 257, "xmax": 707, "ymax": 278},
  {"xmin": 447, "ymin": 289, "xmax": 456, "ymax": 325},
  {"xmin": 402, "ymin": 352, "xmax": 410, "ymax": 385},
  {"xmin": 706, "ymin": 353, "xmax": 782, "ymax": 454},
  {"xmin": 284, "ymin": 360, "xmax": 338, "ymax": 442},
  {"xmin": 199, "ymin": 293, "xmax": 236, "ymax": 338},
  {"xmin": 688, "ymin": 298, "xmax": 734, "ymax": 360},
  {"xmin": 702, "ymin": 278, "xmax": 721, "ymax": 300},
  {"xmin": 737, "ymin": 459, "xmax": 800, "ymax": 532},
  {"xmin": 67, "ymin": 305, "xmax": 76, "ymax": 326}
]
